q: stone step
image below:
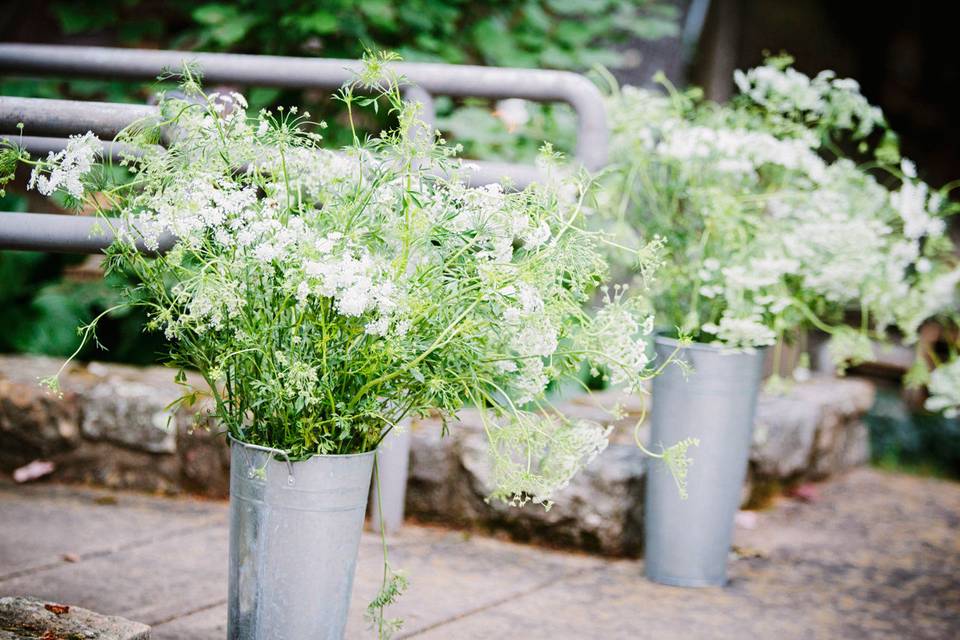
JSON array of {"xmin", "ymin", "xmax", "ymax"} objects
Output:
[
  {"xmin": 0, "ymin": 596, "xmax": 150, "ymax": 639},
  {"xmin": 0, "ymin": 356, "xmax": 875, "ymax": 556},
  {"xmin": 406, "ymin": 376, "xmax": 874, "ymax": 555}
]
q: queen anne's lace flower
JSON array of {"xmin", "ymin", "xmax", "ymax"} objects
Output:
[
  {"xmin": 601, "ymin": 57, "xmax": 959, "ymax": 393},
  {"xmin": 734, "ymin": 62, "xmax": 884, "ymax": 139},
  {"xmin": 28, "ymin": 132, "xmax": 102, "ymax": 199},
  {"xmin": 22, "ymin": 63, "xmax": 670, "ymax": 511},
  {"xmin": 925, "ymin": 359, "xmax": 960, "ymax": 418},
  {"xmin": 890, "ymin": 180, "xmax": 946, "ymax": 240},
  {"xmin": 701, "ymin": 315, "xmax": 777, "ymax": 349}
]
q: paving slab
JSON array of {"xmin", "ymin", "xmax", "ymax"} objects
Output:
[
  {"xmin": 347, "ymin": 528, "xmax": 605, "ymax": 638},
  {"xmin": 0, "ymin": 468, "xmax": 958, "ymax": 639},
  {"xmin": 0, "ymin": 483, "xmax": 224, "ymax": 581}
]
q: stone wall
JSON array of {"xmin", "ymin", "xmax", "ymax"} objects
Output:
[
  {"xmin": 405, "ymin": 378, "xmax": 874, "ymax": 555},
  {"xmin": 0, "ymin": 355, "xmax": 874, "ymax": 555},
  {"xmin": 0, "ymin": 355, "xmax": 227, "ymax": 497}
]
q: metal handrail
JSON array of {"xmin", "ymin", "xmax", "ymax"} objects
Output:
[
  {"xmin": 0, "ymin": 44, "xmax": 609, "ymax": 253},
  {"xmin": 0, "ymin": 43, "xmax": 608, "ymax": 169},
  {"xmin": 0, "ymin": 96, "xmax": 155, "ymax": 139},
  {"xmin": 0, "ymin": 211, "xmax": 174, "ymax": 254},
  {"xmin": 0, "ymin": 96, "xmax": 543, "ymax": 188}
]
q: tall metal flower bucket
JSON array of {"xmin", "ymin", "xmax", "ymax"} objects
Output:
[
  {"xmin": 369, "ymin": 420, "xmax": 412, "ymax": 534},
  {"xmin": 228, "ymin": 437, "xmax": 375, "ymax": 639},
  {"xmin": 644, "ymin": 336, "xmax": 765, "ymax": 587}
]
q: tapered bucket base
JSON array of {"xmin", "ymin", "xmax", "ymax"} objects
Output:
[
  {"xmin": 228, "ymin": 438, "xmax": 375, "ymax": 640},
  {"xmin": 369, "ymin": 420, "xmax": 412, "ymax": 535},
  {"xmin": 644, "ymin": 337, "xmax": 765, "ymax": 588}
]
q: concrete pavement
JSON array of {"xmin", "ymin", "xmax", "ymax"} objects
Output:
[{"xmin": 1, "ymin": 468, "xmax": 958, "ymax": 639}]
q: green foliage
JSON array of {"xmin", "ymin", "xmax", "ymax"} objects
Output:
[
  {"xmin": 33, "ymin": 0, "xmax": 681, "ymax": 128},
  {"xmin": 659, "ymin": 436, "xmax": 699, "ymax": 500},
  {"xmin": 25, "ymin": 1, "xmax": 679, "ymax": 150},
  {"xmin": 46, "ymin": 0, "xmax": 677, "ymax": 70},
  {"xmin": 435, "ymin": 97, "xmax": 578, "ymax": 164},
  {"xmin": 0, "ymin": 188, "xmax": 162, "ymax": 363},
  {"xmin": 866, "ymin": 388, "xmax": 960, "ymax": 479},
  {"xmin": 365, "ymin": 564, "xmax": 408, "ymax": 639},
  {"xmin": 0, "ymin": 248, "xmax": 162, "ymax": 363},
  {"xmin": 598, "ymin": 60, "xmax": 960, "ymax": 363}
]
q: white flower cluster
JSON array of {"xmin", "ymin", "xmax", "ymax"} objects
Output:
[
  {"xmin": 925, "ymin": 358, "xmax": 960, "ymax": 418},
  {"xmin": 22, "ymin": 72, "xmax": 667, "ymax": 505},
  {"xmin": 28, "ymin": 132, "xmax": 102, "ymax": 199},
  {"xmin": 734, "ymin": 62, "xmax": 884, "ymax": 139},
  {"xmin": 136, "ymin": 176, "xmax": 259, "ymax": 251},
  {"xmin": 603, "ymin": 58, "xmax": 960, "ymax": 379},
  {"xmin": 302, "ymin": 238, "xmax": 402, "ymax": 336},
  {"xmin": 656, "ymin": 122, "xmax": 826, "ymax": 184},
  {"xmin": 486, "ymin": 411, "xmax": 612, "ymax": 508},
  {"xmin": 265, "ymin": 146, "xmax": 365, "ymax": 205},
  {"xmin": 576, "ymin": 285, "xmax": 654, "ymax": 389},
  {"xmin": 701, "ymin": 315, "xmax": 776, "ymax": 349},
  {"xmin": 442, "ymin": 182, "xmax": 553, "ymax": 259},
  {"xmin": 889, "ymin": 173, "xmax": 946, "ymax": 240}
]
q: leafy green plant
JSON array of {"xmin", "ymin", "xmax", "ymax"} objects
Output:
[
  {"xmin": 23, "ymin": 1, "xmax": 681, "ymax": 150},
  {"xmin": 47, "ymin": 0, "xmax": 677, "ymax": 69},
  {"xmin": 866, "ymin": 387, "xmax": 960, "ymax": 479},
  {"xmin": 7, "ymin": 52, "xmax": 695, "ymax": 491},
  {"xmin": 596, "ymin": 59, "xmax": 960, "ymax": 415},
  {"xmin": 0, "ymin": 1, "xmax": 680, "ymax": 357},
  {"xmin": 0, "ymin": 191, "xmax": 162, "ymax": 362},
  {"xmin": 435, "ymin": 97, "xmax": 578, "ymax": 164}
]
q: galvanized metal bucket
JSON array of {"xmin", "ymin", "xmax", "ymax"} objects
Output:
[
  {"xmin": 644, "ymin": 336, "xmax": 765, "ymax": 587},
  {"xmin": 368, "ymin": 420, "xmax": 412, "ymax": 534},
  {"xmin": 228, "ymin": 437, "xmax": 375, "ymax": 640}
]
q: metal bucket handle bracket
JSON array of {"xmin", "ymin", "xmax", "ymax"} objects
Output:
[{"xmin": 229, "ymin": 435, "xmax": 296, "ymax": 486}]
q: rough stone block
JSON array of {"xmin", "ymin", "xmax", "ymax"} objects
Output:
[
  {"xmin": 176, "ymin": 419, "xmax": 230, "ymax": 498},
  {"xmin": 0, "ymin": 356, "xmax": 82, "ymax": 469},
  {"xmin": 0, "ymin": 353, "xmax": 877, "ymax": 556},
  {"xmin": 0, "ymin": 596, "xmax": 150, "ymax": 639},
  {"xmin": 80, "ymin": 375, "xmax": 177, "ymax": 454},
  {"xmin": 0, "ymin": 356, "xmax": 224, "ymax": 497},
  {"xmin": 50, "ymin": 440, "xmax": 183, "ymax": 495},
  {"xmin": 407, "ymin": 377, "xmax": 876, "ymax": 555},
  {"xmin": 407, "ymin": 410, "xmax": 647, "ymax": 555},
  {"xmin": 751, "ymin": 377, "xmax": 875, "ymax": 480}
]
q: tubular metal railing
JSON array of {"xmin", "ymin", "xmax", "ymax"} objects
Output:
[{"xmin": 0, "ymin": 44, "xmax": 609, "ymax": 254}]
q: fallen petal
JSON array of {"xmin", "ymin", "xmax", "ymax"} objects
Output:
[{"xmin": 12, "ymin": 460, "xmax": 56, "ymax": 483}]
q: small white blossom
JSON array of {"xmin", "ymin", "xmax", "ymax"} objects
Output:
[
  {"xmin": 925, "ymin": 359, "xmax": 960, "ymax": 418},
  {"xmin": 28, "ymin": 132, "xmax": 101, "ymax": 199}
]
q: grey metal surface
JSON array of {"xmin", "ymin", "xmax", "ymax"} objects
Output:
[
  {"xmin": 0, "ymin": 43, "xmax": 607, "ymax": 170},
  {"xmin": 0, "ymin": 44, "xmax": 608, "ymax": 252},
  {"xmin": 229, "ymin": 438, "xmax": 375, "ymax": 640},
  {"xmin": 0, "ymin": 211, "xmax": 174, "ymax": 254},
  {"xmin": 368, "ymin": 422, "xmax": 412, "ymax": 535},
  {"xmin": 0, "ymin": 95, "xmax": 548, "ymax": 190},
  {"xmin": 644, "ymin": 336, "xmax": 766, "ymax": 587},
  {"xmin": 0, "ymin": 134, "xmax": 145, "ymax": 161},
  {"xmin": 0, "ymin": 96, "xmax": 155, "ymax": 139}
]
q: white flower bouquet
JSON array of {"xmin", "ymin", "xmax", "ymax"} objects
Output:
[
  {"xmin": 597, "ymin": 56, "xmax": 959, "ymax": 414},
  {"xmin": 6, "ymin": 56, "xmax": 689, "ymax": 507}
]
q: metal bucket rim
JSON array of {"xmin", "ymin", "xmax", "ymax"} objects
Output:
[
  {"xmin": 228, "ymin": 434, "xmax": 377, "ymax": 460},
  {"xmin": 654, "ymin": 334, "xmax": 768, "ymax": 355}
]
